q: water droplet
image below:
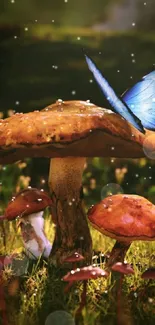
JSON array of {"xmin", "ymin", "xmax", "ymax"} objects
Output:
[
  {"xmin": 24, "ymin": 27, "xmax": 28, "ymax": 31},
  {"xmin": 45, "ymin": 311, "xmax": 75, "ymax": 325},
  {"xmin": 71, "ymin": 90, "xmax": 76, "ymax": 95},
  {"xmin": 71, "ymin": 270, "xmax": 75, "ymax": 274},
  {"xmin": 143, "ymin": 135, "xmax": 155, "ymax": 159},
  {"xmin": 101, "ymin": 183, "xmax": 123, "ymax": 200}
]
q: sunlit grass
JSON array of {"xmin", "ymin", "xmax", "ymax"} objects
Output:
[{"xmin": 0, "ymin": 214, "xmax": 155, "ymax": 325}]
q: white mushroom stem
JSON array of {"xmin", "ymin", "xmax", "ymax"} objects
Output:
[
  {"xmin": 48, "ymin": 157, "xmax": 92, "ymax": 265},
  {"xmin": 19, "ymin": 211, "xmax": 52, "ymax": 259}
]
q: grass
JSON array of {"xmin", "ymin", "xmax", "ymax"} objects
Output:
[
  {"xmin": 0, "ymin": 214, "xmax": 155, "ymax": 325},
  {"xmin": 1, "ymin": 26, "xmax": 155, "ymax": 323}
]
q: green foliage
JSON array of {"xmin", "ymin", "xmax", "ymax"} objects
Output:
[
  {"xmin": 0, "ymin": 0, "xmax": 123, "ymax": 26},
  {"xmin": 0, "ymin": 220, "xmax": 155, "ymax": 325},
  {"xmin": 0, "ymin": 160, "xmax": 31, "ymax": 213}
]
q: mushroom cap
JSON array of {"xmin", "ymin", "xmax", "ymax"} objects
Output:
[
  {"xmin": 111, "ymin": 262, "xmax": 134, "ymax": 275},
  {"xmin": 88, "ymin": 194, "xmax": 155, "ymax": 241},
  {"xmin": 63, "ymin": 266, "xmax": 109, "ymax": 282},
  {"xmin": 63, "ymin": 252, "xmax": 84, "ymax": 263},
  {"xmin": 0, "ymin": 100, "xmax": 150, "ymax": 164},
  {"xmin": 141, "ymin": 268, "xmax": 155, "ymax": 279},
  {"xmin": 3, "ymin": 188, "xmax": 52, "ymax": 221}
]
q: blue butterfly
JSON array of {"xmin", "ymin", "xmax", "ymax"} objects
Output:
[{"xmin": 85, "ymin": 55, "xmax": 155, "ymax": 133}]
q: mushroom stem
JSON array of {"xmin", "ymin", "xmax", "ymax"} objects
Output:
[
  {"xmin": 48, "ymin": 157, "xmax": 92, "ymax": 265},
  {"xmin": 19, "ymin": 211, "xmax": 52, "ymax": 259},
  {"xmin": 75, "ymin": 280, "xmax": 87, "ymax": 323},
  {"xmin": 106, "ymin": 241, "xmax": 131, "ymax": 269},
  {"xmin": 117, "ymin": 274, "xmax": 124, "ymax": 325}
]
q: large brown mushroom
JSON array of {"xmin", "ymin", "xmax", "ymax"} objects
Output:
[
  {"xmin": 0, "ymin": 100, "xmax": 153, "ymax": 265},
  {"xmin": 88, "ymin": 194, "xmax": 155, "ymax": 267}
]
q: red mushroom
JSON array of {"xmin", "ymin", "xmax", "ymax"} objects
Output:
[
  {"xmin": 111, "ymin": 262, "xmax": 134, "ymax": 325},
  {"xmin": 1, "ymin": 188, "xmax": 52, "ymax": 259},
  {"xmin": 63, "ymin": 265, "xmax": 109, "ymax": 320},
  {"xmin": 63, "ymin": 252, "xmax": 85, "ymax": 292},
  {"xmin": 141, "ymin": 267, "xmax": 155, "ymax": 280},
  {"xmin": 88, "ymin": 194, "xmax": 155, "ymax": 268}
]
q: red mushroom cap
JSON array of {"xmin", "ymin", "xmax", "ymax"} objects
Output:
[
  {"xmin": 3, "ymin": 188, "xmax": 52, "ymax": 221},
  {"xmin": 111, "ymin": 262, "xmax": 134, "ymax": 275},
  {"xmin": 141, "ymin": 268, "xmax": 155, "ymax": 279},
  {"xmin": 63, "ymin": 252, "xmax": 84, "ymax": 263},
  {"xmin": 88, "ymin": 194, "xmax": 155, "ymax": 241},
  {"xmin": 63, "ymin": 266, "xmax": 109, "ymax": 282}
]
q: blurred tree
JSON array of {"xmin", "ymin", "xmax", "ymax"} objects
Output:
[
  {"xmin": 136, "ymin": 0, "xmax": 155, "ymax": 30},
  {"xmin": 0, "ymin": 0, "xmax": 123, "ymax": 26}
]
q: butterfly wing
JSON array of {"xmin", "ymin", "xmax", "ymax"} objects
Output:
[
  {"xmin": 122, "ymin": 71, "xmax": 155, "ymax": 130},
  {"xmin": 85, "ymin": 55, "xmax": 144, "ymax": 133}
]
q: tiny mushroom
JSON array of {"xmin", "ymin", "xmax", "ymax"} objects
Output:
[
  {"xmin": 141, "ymin": 267, "xmax": 155, "ymax": 280},
  {"xmin": 0, "ymin": 99, "xmax": 153, "ymax": 265},
  {"xmin": 63, "ymin": 265, "xmax": 109, "ymax": 317},
  {"xmin": 88, "ymin": 194, "xmax": 155, "ymax": 268},
  {"xmin": 111, "ymin": 262, "xmax": 134, "ymax": 275},
  {"xmin": 1, "ymin": 188, "xmax": 52, "ymax": 259},
  {"xmin": 63, "ymin": 265, "xmax": 109, "ymax": 282},
  {"xmin": 63, "ymin": 252, "xmax": 84, "ymax": 269},
  {"xmin": 63, "ymin": 252, "xmax": 85, "ymax": 293},
  {"xmin": 111, "ymin": 262, "xmax": 134, "ymax": 325}
]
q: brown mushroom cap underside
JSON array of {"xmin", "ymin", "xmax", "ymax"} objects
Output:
[
  {"xmin": 88, "ymin": 194, "xmax": 155, "ymax": 241},
  {"xmin": 0, "ymin": 100, "xmax": 151, "ymax": 164}
]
